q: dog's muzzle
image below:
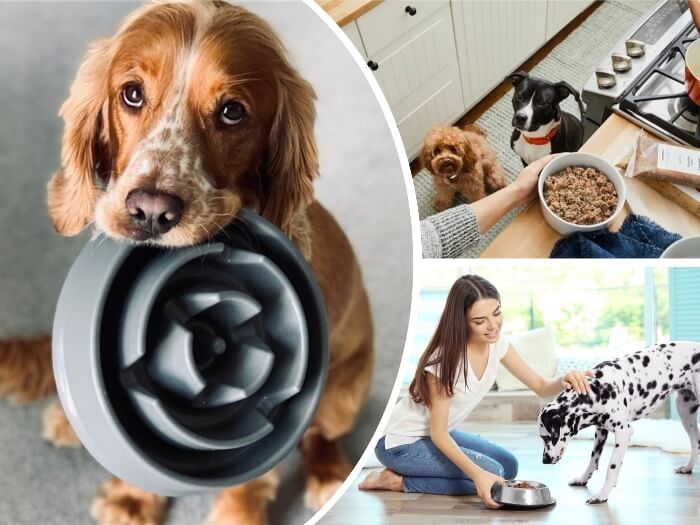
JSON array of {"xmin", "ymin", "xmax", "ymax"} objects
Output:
[
  {"xmin": 542, "ymin": 453, "xmax": 558, "ymax": 465},
  {"xmin": 439, "ymin": 160, "xmax": 457, "ymax": 173},
  {"xmin": 513, "ymin": 114, "xmax": 527, "ymax": 129},
  {"xmin": 513, "ymin": 114, "xmax": 538, "ymax": 132}
]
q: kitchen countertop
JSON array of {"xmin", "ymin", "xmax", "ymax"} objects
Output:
[
  {"xmin": 481, "ymin": 113, "xmax": 700, "ymax": 258},
  {"xmin": 316, "ymin": 0, "xmax": 380, "ymax": 27}
]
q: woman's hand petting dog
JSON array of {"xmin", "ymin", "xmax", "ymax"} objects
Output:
[{"xmin": 561, "ymin": 369, "xmax": 593, "ymax": 395}]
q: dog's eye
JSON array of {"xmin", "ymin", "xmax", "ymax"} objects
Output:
[
  {"xmin": 445, "ymin": 145, "xmax": 457, "ymax": 154},
  {"xmin": 220, "ymin": 101, "xmax": 246, "ymax": 126},
  {"xmin": 432, "ymin": 146, "xmax": 441, "ymax": 156},
  {"xmin": 515, "ymin": 92, "xmax": 524, "ymax": 102},
  {"xmin": 122, "ymin": 84, "xmax": 144, "ymax": 109}
]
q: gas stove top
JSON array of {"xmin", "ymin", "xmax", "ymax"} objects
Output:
[
  {"xmin": 619, "ymin": 21, "xmax": 700, "ymax": 145},
  {"xmin": 582, "ymin": 0, "xmax": 694, "ymax": 143}
]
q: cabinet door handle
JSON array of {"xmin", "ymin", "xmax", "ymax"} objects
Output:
[
  {"xmin": 367, "ymin": 60, "xmax": 379, "ymax": 71},
  {"xmin": 405, "ymin": 5, "xmax": 417, "ymax": 16}
]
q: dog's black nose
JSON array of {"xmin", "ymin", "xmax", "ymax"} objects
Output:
[
  {"xmin": 514, "ymin": 114, "xmax": 527, "ymax": 126},
  {"xmin": 126, "ymin": 189, "xmax": 184, "ymax": 238},
  {"xmin": 543, "ymin": 455, "xmax": 552, "ymax": 464}
]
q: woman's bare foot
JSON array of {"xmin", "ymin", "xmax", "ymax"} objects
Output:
[{"xmin": 358, "ymin": 469, "xmax": 404, "ymax": 492}]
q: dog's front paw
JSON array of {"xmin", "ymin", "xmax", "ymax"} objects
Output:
[
  {"xmin": 586, "ymin": 495, "xmax": 608, "ymax": 505},
  {"xmin": 91, "ymin": 478, "xmax": 166, "ymax": 525},
  {"xmin": 675, "ymin": 465, "xmax": 694, "ymax": 474},
  {"xmin": 206, "ymin": 470, "xmax": 279, "ymax": 525},
  {"xmin": 205, "ymin": 497, "xmax": 264, "ymax": 525},
  {"xmin": 42, "ymin": 398, "xmax": 80, "ymax": 448},
  {"xmin": 568, "ymin": 476, "xmax": 589, "ymax": 487},
  {"xmin": 305, "ymin": 475, "xmax": 344, "ymax": 511}
]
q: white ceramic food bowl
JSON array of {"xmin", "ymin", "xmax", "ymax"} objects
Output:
[
  {"xmin": 538, "ymin": 152, "xmax": 626, "ymax": 236},
  {"xmin": 660, "ymin": 235, "xmax": 700, "ymax": 258}
]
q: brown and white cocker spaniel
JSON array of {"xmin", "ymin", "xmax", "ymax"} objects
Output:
[
  {"xmin": 0, "ymin": 2, "xmax": 374, "ymax": 524},
  {"xmin": 421, "ymin": 124, "xmax": 507, "ymax": 212}
]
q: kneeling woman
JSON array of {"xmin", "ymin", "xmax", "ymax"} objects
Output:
[{"xmin": 360, "ymin": 275, "xmax": 591, "ymax": 508}]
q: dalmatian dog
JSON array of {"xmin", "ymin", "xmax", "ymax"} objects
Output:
[{"xmin": 538, "ymin": 341, "xmax": 700, "ymax": 504}]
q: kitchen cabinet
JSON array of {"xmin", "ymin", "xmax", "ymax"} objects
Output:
[
  {"xmin": 452, "ymin": 1, "xmax": 548, "ymax": 110},
  {"xmin": 342, "ymin": 20, "xmax": 367, "ymax": 58},
  {"xmin": 354, "ymin": 0, "xmax": 446, "ymax": 56},
  {"xmin": 343, "ymin": 0, "xmax": 594, "ymax": 159},
  {"xmin": 546, "ymin": 0, "xmax": 595, "ymax": 41},
  {"xmin": 356, "ymin": 1, "xmax": 464, "ymax": 158}
]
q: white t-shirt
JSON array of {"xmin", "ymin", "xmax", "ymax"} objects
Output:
[{"xmin": 384, "ymin": 337, "xmax": 511, "ymax": 449}]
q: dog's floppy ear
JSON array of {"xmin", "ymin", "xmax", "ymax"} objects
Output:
[
  {"xmin": 459, "ymin": 132, "xmax": 478, "ymax": 169},
  {"xmin": 508, "ymin": 70, "xmax": 528, "ymax": 86},
  {"xmin": 47, "ymin": 38, "xmax": 112, "ymax": 236},
  {"xmin": 261, "ymin": 66, "xmax": 318, "ymax": 237},
  {"xmin": 554, "ymin": 81, "xmax": 579, "ymax": 103},
  {"xmin": 541, "ymin": 409, "xmax": 563, "ymax": 432},
  {"xmin": 419, "ymin": 130, "xmax": 437, "ymax": 175}
]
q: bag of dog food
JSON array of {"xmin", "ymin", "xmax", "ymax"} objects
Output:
[{"xmin": 624, "ymin": 129, "xmax": 700, "ymax": 187}]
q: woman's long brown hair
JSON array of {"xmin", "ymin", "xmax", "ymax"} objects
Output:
[{"xmin": 409, "ymin": 275, "xmax": 500, "ymax": 407}]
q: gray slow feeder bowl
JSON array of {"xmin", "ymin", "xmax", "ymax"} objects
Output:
[{"xmin": 52, "ymin": 209, "xmax": 328, "ymax": 496}]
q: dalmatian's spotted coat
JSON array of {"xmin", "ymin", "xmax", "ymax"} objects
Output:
[{"xmin": 538, "ymin": 341, "xmax": 700, "ymax": 504}]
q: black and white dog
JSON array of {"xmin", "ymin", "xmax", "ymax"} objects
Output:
[
  {"xmin": 539, "ymin": 341, "xmax": 700, "ymax": 504},
  {"xmin": 508, "ymin": 71, "xmax": 585, "ymax": 166}
]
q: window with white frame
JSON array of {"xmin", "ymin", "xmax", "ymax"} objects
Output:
[{"xmin": 405, "ymin": 266, "xmax": 671, "ymax": 385}]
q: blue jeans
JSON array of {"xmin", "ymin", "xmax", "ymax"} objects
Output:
[{"xmin": 375, "ymin": 431, "xmax": 518, "ymax": 495}]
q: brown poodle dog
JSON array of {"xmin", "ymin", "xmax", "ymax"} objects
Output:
[
  {"xmin": 0, "ymin": 2, "xmax": 374, "ymax": 525},
  {"xmin": 421, "ymin": 124, "xmax": 507, "ymax": 212}
]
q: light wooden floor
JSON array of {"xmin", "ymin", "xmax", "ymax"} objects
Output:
[{"xmin": 321, "ymin": 422, "xmax": 700, "ymax": 525}]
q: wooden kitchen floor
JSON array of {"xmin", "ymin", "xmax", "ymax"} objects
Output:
[{"xmin": 321, "ymin": 422, "xmax": 700, "ymax": 524}]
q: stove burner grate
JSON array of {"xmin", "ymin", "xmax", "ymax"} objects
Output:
[{"xmin": 619, "ymin": 22, "xmax": 700, "ymax": 144}]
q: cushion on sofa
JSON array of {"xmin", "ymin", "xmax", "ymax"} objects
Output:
[{"xmin": 496, "ymin": 327, "xmax": 557, "ymax": 391}]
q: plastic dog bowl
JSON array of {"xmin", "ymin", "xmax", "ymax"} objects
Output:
[
  {"xmin": 491, "ymin": 480, "xmax": 556, "ymax": 508},
  {"xmin": 52, "ymin": 209, "xmax": 328, "ymax": 496},
  {"xmin": 538, "ymin": 152, "xmax": 626, "ymax": 236}
]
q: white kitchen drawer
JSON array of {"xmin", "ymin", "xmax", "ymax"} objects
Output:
[
  {"xmin": 368, "ymin": 4, "xmax": 463, "ymax": 122},
  {"xmin": 342, "ymin": 20, "xmax": 367, "ymax": 58},
  {"xmin": 398, "ymin": 72, "xmax": 464, "ymax": 159},
  {"xmin": 356, "ymin": 0, "xmax": 448, "ymax": 57}
]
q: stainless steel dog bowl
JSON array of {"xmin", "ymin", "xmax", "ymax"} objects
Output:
[{"xmin": 491, "ymin": 480, "xmax": 556, "ymax": 508}]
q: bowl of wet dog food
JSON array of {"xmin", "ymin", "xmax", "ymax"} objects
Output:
[
  {"xmin": 491, "ymin": 480, "xmax": 556, "ymax": 508},
  {"xmin": 538, "ymin": 152, "xmax": 626, "ymax": 236}
]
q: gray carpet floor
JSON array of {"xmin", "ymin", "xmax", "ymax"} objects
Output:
[
  {"xmin": 413, "ymin": 0, "xmax": 656, "ymax": 258},
  {"xmin": 0, "ymin": 2, "xmax": 412, "ymax": 524}
]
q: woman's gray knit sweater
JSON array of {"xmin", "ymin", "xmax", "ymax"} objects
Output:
[{"xmin": 420, "ymin": 204, "xmax": 480, "ymax": 258}]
